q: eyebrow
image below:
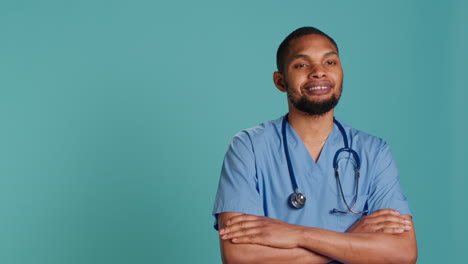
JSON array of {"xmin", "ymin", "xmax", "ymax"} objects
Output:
[{"xmin": 291, "ymin": 51, "xmax": 339, "ymax": 60}]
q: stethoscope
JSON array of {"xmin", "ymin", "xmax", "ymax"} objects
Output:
[{"xmin": 282, "ymin": 114, "xmax": 368, "ymax": 214}]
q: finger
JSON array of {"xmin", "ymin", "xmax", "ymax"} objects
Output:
[
  {"xmin": 380, "ymin": 227, "xmax": 408, "ymax": 234},
  {"xmin": 231, "ymin": 234, "xmax": 263, "ymax": 245},
  {"xmin": 219, "ymin": 220, "xmax": 261, "ymax": 235},
  {"xmin": 225, "ymin": 214, "xmax": 259, "ymax": 226},
  {"xmin": 372, "ymin": 221, "xmax": 413, "ymax": 232},
  {"xmin": 369, "ymin": 209, "xmax": 401, "ymax": 216},
  {"xmin": 368, "ymin": 215, "xmax": 412, "ymax": 225},
  {"xmin": 381, "ymin": 221, "xmax": 412, "ymax": 229},
  {"xmin": 221, "ymin": 226, "xmax": 262, "ymax": 240}
]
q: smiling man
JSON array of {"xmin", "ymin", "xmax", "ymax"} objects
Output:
[{"xmin": 212, "ymin": 27, "xmax": 417, "ymax": 264}]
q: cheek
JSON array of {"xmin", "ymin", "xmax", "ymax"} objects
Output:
[
  {"xmin": 285, "ymin": 75, "xmax": 304, "ymax": 89},
  {"xmin": 333, "ymin": 70, "xmax": 344, "ymax": 81},
  {"xmin": 285, "ymin": 81, "xmax": 301, "ymax": 94},
  {"xmin": 331, "ymin": 73, "xmax": 343, "ymax": 87}
]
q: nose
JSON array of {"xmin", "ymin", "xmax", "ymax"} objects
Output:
[{"xmin": 309, "ymin": 64, "xmax": 326, "ymax": 79}]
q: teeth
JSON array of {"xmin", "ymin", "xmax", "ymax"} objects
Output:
[{"xmin": 308, "ymin": 86, "xmax": 328, "ymax": 90}]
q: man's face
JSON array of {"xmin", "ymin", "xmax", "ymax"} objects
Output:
[{"xmin": 276, "ymin": 34, "xmax": 344, "ymax": 116}]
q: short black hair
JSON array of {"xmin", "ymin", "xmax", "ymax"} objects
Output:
[{"xmin": 276, "ymin": 27, "xmax": 339, "ymax": 73}]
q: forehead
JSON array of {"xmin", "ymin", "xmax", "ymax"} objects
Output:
[{"xmin": 286, "ymin": 34, "xmax": 338, "ymax": 59}]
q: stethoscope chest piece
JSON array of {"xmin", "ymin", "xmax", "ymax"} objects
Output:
[{"xmin": 290, "ymin": 190, "xmax": 306, "ymax": 209}]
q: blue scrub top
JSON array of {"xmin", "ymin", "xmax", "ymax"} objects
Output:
[{"xmin": 212, "ymin": 115, "xmax": 411, "ymax": 232}]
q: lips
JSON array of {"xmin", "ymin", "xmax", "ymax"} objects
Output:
[{"xmin": 302, "ymin": 81, "xmax": 333, "ymax": 96}]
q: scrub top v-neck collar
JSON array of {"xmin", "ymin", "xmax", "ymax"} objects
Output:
[{"xmin": 283, "ymin": 115, "xmax": 342, "ymax": 183}]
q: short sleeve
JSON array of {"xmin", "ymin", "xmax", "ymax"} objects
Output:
[
  {"xmin": 212, "ymin": 131, "xmax": 264, "ymax": 230},
  {"xmin": 366, "ymin": 143, "xmax": 411, "ymax": 216}
]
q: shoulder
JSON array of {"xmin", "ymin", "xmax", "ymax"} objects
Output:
[
  {"xmin": 336, "ymin": 119, "xmax": 399, "ymax": 178},
  {"xmin": 229, "ymin": 116, "xmax": 284, "ymax": 146},
  {"xmin": 221, "ymin": 116, "xmax": 284, "ymax": 172},
  {"xmin": 336, "ymin": 119, "xmax": 390, "ymax": 152}
]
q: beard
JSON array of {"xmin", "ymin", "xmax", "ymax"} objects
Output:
[{"xmin": 286, "ymin": 85, "xmax": 341, "ymax": 116}]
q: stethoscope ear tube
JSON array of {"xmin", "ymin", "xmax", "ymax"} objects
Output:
[{"xmin": 332, "ymin": 167, "xmax": 368, "ymax": 214}]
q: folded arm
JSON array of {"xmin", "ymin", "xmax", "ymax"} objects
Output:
[
  {"xmin": 297, "ymin": 215, "xmax": 417, "ymax": 264},
  {"xmin": 219, "ymin": 210, "xmax": 417, "ymax": 264},
  {"xmin": 219, "ymin": 212, "xmax": 332, "ymax": 264}
]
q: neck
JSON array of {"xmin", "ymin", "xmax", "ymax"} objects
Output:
[{"xmin": 287, "ymin": 108, "xmax": 335, "ymax": 143}]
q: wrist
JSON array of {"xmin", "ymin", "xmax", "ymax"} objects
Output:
[{"xmin": 295, "ymin": 225, "xmax": 308, "ymax": 248}]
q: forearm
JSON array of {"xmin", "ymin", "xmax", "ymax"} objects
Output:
[
  {"xmin": 220, "ymin": 212, "xmax": 417, "ymax": 264},
  {"xmin": 298, "ymin": 227, "xmax": 417, "ymax": 264},
  {"xmin": 218, "ymin": 212, "xmax": 332, "ymax": 263},
  {"xmin": 221, "ymin": 240, "xmax": 332, "ymax": 264}
]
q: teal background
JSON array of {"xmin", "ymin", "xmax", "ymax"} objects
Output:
[{"xmin": 0, "ymin": 0, "xmax": 466, "ymax": 263}]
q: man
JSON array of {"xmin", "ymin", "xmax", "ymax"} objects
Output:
[{"xmin": 212, "ymin": 27, "xmax": 417, "ymax": 264}]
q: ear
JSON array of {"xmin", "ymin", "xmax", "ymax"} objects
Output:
[{"xmin": 273, "ymin": 71, "xmax": 287, "ymax": 92}]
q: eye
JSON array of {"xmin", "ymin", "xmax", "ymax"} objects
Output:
[
  {"xmin": 325, "ymin": 60, "xmax": 336, "ymax": 65},
  {"xmin": 294, "ymin": 63, "xmax": 308, "ymax": 69}
]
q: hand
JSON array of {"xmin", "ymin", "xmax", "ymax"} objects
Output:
[
  {"xmin": 347, "ymin": 209, "xmax": 413, "ymax": 234},
  {"xmin": 218, "ymin": 214, "xmax": 303, "ymax": 249}
]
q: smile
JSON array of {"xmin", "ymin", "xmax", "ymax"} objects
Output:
[
  {"xmin": 302, "ymin": 84, "xmax": 332, "ymax": 96},
  {"xmin": 307, "ymin": 86, "xmax": 328, "ymax": 90}
]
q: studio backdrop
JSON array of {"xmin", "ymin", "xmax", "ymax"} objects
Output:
[{"xmin": 0, "ymin": 0, "xmax": 466, "ymax": 263}]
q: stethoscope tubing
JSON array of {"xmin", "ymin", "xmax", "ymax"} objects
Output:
[
  {"xmin": 282, "ymin": 114, "xmax": 300, "ymax": 193},
  {"xmin": 282, "ymin": 114, "xmax": 367, "ymax": 214}
]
